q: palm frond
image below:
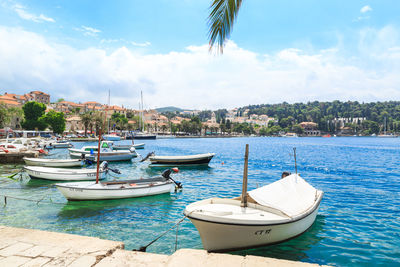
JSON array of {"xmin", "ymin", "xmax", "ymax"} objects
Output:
[{"xmin": 208, "ymin": 0, "xmax": 243, "ymax": 53}]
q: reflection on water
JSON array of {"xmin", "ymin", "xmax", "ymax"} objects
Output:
[{"xmin": 57, "ymin": 193, "xmax": 175, "ymax": 219}]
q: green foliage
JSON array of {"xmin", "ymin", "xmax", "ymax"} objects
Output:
[
  {"xmin": 43, "ymin": 110, "xmax": 66, "ymax": 134},
  {"xmin": 21, "ymin": 101, "xmax": 48, "ymax": 130},
  {"xmin": 198, "ymin": 111, "xmax": 212, "ymax": 122},
  {"xmin": 0, "ymin": 104, "xmax": 10, "ymax": 128},
  {"xmin": 242, "ymin": 100, "xmax": 400, "ymax": 134},
  {"xmin": 57, "ymin": 98, "xmax": 65, "ymax": 103},
  {"xmin": 111, "ymin": 112, "xmax": 128, "ymax": 130}
]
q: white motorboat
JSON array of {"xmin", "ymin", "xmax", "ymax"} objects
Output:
[
  {"xmin": 56, "ymin": 169, "xmax": 181, "ymax": 201},
  {"xmin": 23, "ymin": 162, "xmax": 109, "ymax": 181},
  {"xmin": 23, "ymin": 157, "xmax": 84, "ymax": 167},
  {"xmin": 184, "ymin": 173, "xmax": 323, "ymax": 252},
  {"xmin": 113, "ymin": 143, "xmax": 145, "ymax": 150},
  {"xmin": 147, "ymin": 153, "xmax": 215, "ymax": 166},
  {"xmin": 68, "ymin": 141, "xmax": 137, "ymax": 162}
]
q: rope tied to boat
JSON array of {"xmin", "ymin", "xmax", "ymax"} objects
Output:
[{"xmin": 133, "ymin": 211, "xmax": 194, "ymax": 252}]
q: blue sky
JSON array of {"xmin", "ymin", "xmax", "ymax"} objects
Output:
[{"xmin": 0, "ymin": 0, "xmax": 399, "ymax": 109}]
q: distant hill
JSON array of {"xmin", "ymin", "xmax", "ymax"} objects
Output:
[{"xmin": 156, "ymin": 106, "xmax": 186, "ymax": 113}]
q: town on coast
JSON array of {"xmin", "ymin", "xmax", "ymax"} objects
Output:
[{"xmin": 1, "ymin": 90, "xmax": 398, "ymax": 138}]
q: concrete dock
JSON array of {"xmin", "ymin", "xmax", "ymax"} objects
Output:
[
  {"xmin": 0, "ymin": 151, "xmax": 39, "ymax": 164},
  {"xmin": 0, "ymin": 225, "xmax": 328, "ymax": 267}
]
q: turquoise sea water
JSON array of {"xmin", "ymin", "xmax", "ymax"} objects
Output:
[{"xmin": 0, "ymin": 137, "xmax": 399, "ymax": 266}]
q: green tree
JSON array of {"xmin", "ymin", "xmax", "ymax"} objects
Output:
[
  {"xmin": 80, "ymin": 112, "xmax": 92, "ymax": 136},
  {"xmin": 44, "ymin": 110, "xmax": 66, "ymax": 134},
  {"xmin": 21, "ymin": 101, "xmax": 48, "ymax": 130},
  {"xmin": 208, "ymin": 0, "xmax": 243, "ymax": 53},
  {"xmin": 0, "ymin": 104, "xmax": 11, "ymax": 128}
]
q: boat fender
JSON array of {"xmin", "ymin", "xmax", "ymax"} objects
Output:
[
  {"xmin": 129, "ymin": 147, "xmax": 136, "ymax": 153},
  {"xmin": 90, "ymin": 149, "xmax": 94, "ymax": 155},
  {"xmin": 1, "ymin": 148, "xmax": 9, "ymax": 153},
  {"xmin": 130, "ymin": 183, "xmax": 137, "ymax": 186},
  {"xmin": 39, "ymin": 149, "xmax": 45, "ymax": 154},
  {"xmin": 172, "ymin": 167, "xmax": 179, "ymax": 173},
  {"xmin": 281, "ymin": 171, "xmax": 291, "ymax": 179}
]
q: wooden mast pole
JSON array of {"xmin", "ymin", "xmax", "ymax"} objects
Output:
[
  {"xmin": 95, "ymin": 127, "xmax": 102, "ymax": 184},
  {"xmin": 241, "ymin": 144, "xmax": 249, "ymax": 208}
]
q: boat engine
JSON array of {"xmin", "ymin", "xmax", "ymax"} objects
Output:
[
  {"xmin": 140, "ymin": 151, "xmax": 155, "ymax": 162},
  {"xmin": 162, "ymin": 169, "xmax": 182, "ymax": 189},
  {"xmin": 281, "ymin": 171, "xmax": 291, "ymax": 179}
]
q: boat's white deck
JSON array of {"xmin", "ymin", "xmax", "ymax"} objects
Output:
[{"xmin": 188, "ymin": 202, "xmax": 288, "ymax": 224}]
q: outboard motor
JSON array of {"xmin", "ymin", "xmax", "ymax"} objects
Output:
[
  {"xmin": 140, "ymin": 152, "xmax": 155, "ymax": 162},
  {"xmin": 281, "ymin": 171, "xmax": 291, "ymax": 179},
  {"xmin": 162, "ymin": 169, "xmax": 182, "ymax": 189},
  {"xmin": 162, "ymin": 169, "xmax": 172, "ymax": 179},
  {"xmin": 100, "ymin": 161, "xmax": 108, "ymax": 170}
]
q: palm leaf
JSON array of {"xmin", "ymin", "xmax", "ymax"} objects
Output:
[{"xmin": 208, "ymin": 0, "xmax": 243, "ymax": 53}]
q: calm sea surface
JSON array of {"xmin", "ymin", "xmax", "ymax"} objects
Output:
[{"xmin": 0, "ymin": 137, "xmax": 399, "ymax": 266}]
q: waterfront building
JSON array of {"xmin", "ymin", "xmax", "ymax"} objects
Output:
[
  {"xmin": 65, "ymin": 116, "xmax": 84, "ymax": 133},
  {"xmin": 299, "ymin": 122, "xmax": 320, "ymax": 136}
]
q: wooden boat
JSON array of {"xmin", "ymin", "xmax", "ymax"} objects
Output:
[
  {"xmin": 148, "ymin": 153, "xmax": 215, "ymax": 166},
  {"xmin": 56, "ymin": 169, "xmax": 180, "ymax": 201},
  {"xmin": 23, "ymin": 162, "xmax": 108, "ymax": 181},
  {"xmin": 23, "ymin": 157, "xmax": 83, "ymax": 167},
  {"xmin": 68, "ymin": 141, "xmax": 137, "ymax": 161},
  {"xmin": 185, "ymin": 173, "xmax": 323, "ymax": 252},
  {"xmin": 184, "ymin": 145, "xmax": 323, "ymax": 252}
]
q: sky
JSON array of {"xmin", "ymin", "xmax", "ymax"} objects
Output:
[{"xmin": 0, "ymin": 0, "xmax": 399, "ymax": 110}]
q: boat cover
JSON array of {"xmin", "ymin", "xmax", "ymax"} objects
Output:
[{"xmin": 248, "ymin": 174, "xmax": 318, "ymax": 217}]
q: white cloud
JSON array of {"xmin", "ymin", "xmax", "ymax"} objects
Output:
[
  {"xmin": 13, "ymin": 4, "xmax": 55, "ymax": 23},
  {"xmin": 75, "ymin": 25, "xmax": 101, "ymax": 37},
  {"xmin": 0, "ymin": 26, "xmax": 399, "ymax": 110},
  {"xmin": 100, "ymin": 39, "xmax": 151, "ymax": 47},
  {"xmin": 360, "ymin": 5, "xmax": 372, "ymax": 13}
]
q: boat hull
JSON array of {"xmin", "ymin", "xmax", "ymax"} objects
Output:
[
  {"xmin": 69, "ymin": 149, "xmax": 136, "ymax": 161},
  {"xmin": 127, "ymin": 135, "xmax": 156, "ymax": 140},
  {"xmin": 149, "ymin": 153, "xmax": 215, "ymax": 166},
  {"xmin": 50, "ymin": 143, "xmax": 73, "ymax": 148},
  {"xmin": 56, "ymin": 181, "xmax": 174, "ymax": 200},
  {"xmin": 23, "ymin": 158, "xmax": 83, "ymax": 168},
  {"xmin": 24, "ymin": 167, "xmax": 105, "ymax": 181},
  {"xmin": 187, "ymin": 202, "xmax": 321, "ymax": 252},
  {"xmin": 23, "ymin": 158, "xmax": 83, "ymax": 167},
  {"xmin": 113, "ymin": 143, "xmax": 145, "ymax": 150},
  {"xmin": 103, "ymin": 135, "xmax": 121, "ymax": 141}
]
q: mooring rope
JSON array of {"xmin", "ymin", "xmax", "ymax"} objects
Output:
[{"xmin": 133, "ymin": 212, "xmax": 192, "ymax": 252}]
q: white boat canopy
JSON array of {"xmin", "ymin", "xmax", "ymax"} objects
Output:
[{"xmin": 248, "ymin": 174, "xmax": 318, "ymax": 217}]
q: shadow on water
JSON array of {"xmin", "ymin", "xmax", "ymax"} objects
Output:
[
  {"xmin": 231, "ymin": 215, "xmax": 327, "ymax": 262},
  {"xmin": 57, "ymin": 193, "xmax": 175, "ymax": 219}
]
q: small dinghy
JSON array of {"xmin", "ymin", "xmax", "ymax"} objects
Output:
[
  {"xmin": 184, "ymin": 146, "xmax": 323, "ymax": 252},
  {"xmin": 23, "ymin": 157, "xmax": 83, "ymax": 167},
  {"xmin": 24, "ymin": 162, "xmax": 109, "ymax": 181},
  {"xmin": 145, "ymin": 152, "xmax": 215, "ymax": 166},
  {"xmin": 56, "ymin": 169, "xmax": 182, "ymax": 201}
]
